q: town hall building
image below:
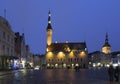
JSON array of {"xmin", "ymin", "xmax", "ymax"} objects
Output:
[{"xmin": 45, "ymin": 11, "xmax": 88, "ymax": 69}]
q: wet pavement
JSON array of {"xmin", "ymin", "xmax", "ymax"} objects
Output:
[{"xmin": 0, "ymin": 68, "xmax": 119, "ymax": 84}]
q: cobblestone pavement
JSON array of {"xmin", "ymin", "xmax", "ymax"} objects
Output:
[{"xmin": 0, "ymin": 68, "xmax": 119, "ymax": 84}]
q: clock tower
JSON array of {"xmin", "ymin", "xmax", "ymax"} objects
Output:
[
  {"xmin": 46, "ymin": 11, "xmax": 52, "ymax": 46},
  {"xmin": 102, "ymin": 33, "xmax": 111, "ymax": 54}
]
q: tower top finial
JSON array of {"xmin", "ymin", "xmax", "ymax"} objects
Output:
[{"xmin": 48, "ymin": 10, "xmax": 51, "ymax": 24}]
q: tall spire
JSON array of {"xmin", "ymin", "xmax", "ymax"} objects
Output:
[
  {"xmin": 47, "ymin": 10, "xmax": 52, "ymax": 30},
  {"xmin": 103, "ymin": 32, "xmax": 111, "ymax": 47},
  {"xmin": 46, "ymin": 10, "xmax": 53, "ymax": 46},
  {"xmin": 105, "ymin": 32, "xmax": 108, "ymax": 44},
  {"xmin": 102, "ymin": 33, "xmax": 111, "ymax": 54}
]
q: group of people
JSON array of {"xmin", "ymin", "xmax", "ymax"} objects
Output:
[{"xmin": 108, "ymin": 65, "xmax": 120, "ymax": 82}]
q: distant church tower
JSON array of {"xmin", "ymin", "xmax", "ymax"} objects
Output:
[
  {"xmin": 102, "ymin": 33, "xmax": 111, "ymax": 54},
  {"xmin": 46, "ymin": 11, "xmax": 52, "ymax": 46}
]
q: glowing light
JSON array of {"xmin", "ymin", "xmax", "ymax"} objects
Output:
[
  {"xmin": 57, "ymin": 52, "xmax": 65, "ymax": 58},
  {"xmin": 49, "ymin": 14, "xmax": 51, "ymax": 16},
  {"xmin": 106, "ymin": 64, "xmax": 110, "ymax": 67},
  {"xmin": 46, "ymin": 52, "xmax": 53, "ymax": 58},
  {"xmin": 46, "ymin": 48, "xmax": 49, "ymax": 52},
  {"xmin": 75, "ymin": 64, "xmax": 79, "ymax": 66},
  {"xmin": 93, "ymin": 63, "xmax": 96, "ymax": 67},
  {"xmin": 97, "ymin": 63, "xmax": 101, "ymax": 66},
  {"xmin": 47, "ymin": 64, "xmax": 50, "ymax": 67},
  {"xmin": 66, "ymin": 47, "xmax": 70, "ymax": 52},
  {"xmin": 89, "ymin": 62, "xmax": 91, "ymax": 64},
  {"xmin": 55, "ymin": 64, "xmax": 58, "ymax": 68},
  {"xmin": 79, "ymin": 51, "xmax": 86, "ymax": 57},
  {"xmin": 69, "ymin": 51, "xmax": 74, "ymax": 58},
  {"xmin": 113, "ymin": 63, "xmax": 118, "ymax": 67},
  {"xmin": 48, "ymin": 21, "xmax": 51, "ymax": 24},
  {"xmin": 63, "ymin": 64, "xmax": 66, "ymax": 68}
]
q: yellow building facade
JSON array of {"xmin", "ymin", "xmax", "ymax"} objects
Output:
[{"xmin": 46, "ymin": 11, "xmax": 88, "ymax": 69}]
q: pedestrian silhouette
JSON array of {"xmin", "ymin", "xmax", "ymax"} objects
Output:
[
  {"xmin": 108, "ymin": 65, "xmax": 114, "ymax": 82},
  {"xmin": 114, "ymin": 66, "xmax": 120, "ymax": 82}
]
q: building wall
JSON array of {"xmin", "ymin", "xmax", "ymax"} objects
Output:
[
  {"xmin": 15, "ymin": 32, "xmax": 21, "ymax": 59},
  {"xmin": 0, "ymin": 17, "xmax": 15, "ymax": 56},
  {"xmin": 47, "ymin": 29, "xmax": 52, "ymax": 46},
  {"xmin": 0, "ymin": 16, "xmax": 15, "ymax": 69},
  {"xmin": 46, "ymin": 51, "xmax": 88, "ymax": 69},
  {"xmin": 88, "ymin": 51, "xmax": 111, "ymax": 67},
  {"xmin": 15, "ymin": 32, "xmax": 27, "ymax": 68}
]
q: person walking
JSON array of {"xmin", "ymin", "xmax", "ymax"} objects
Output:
[
  {"xmin": 114, "ymin": 66, "xmax": 120, "ymax": 82},
  {"xmin": 108, "ymin": 65, "xmax": 115, "ymax": 82}
]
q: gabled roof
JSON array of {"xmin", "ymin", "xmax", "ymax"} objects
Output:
[{"xmin": 48, "ymin": 42, "xmax": 87, "ymax": 52}]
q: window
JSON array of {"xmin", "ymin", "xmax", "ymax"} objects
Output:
[
  {"xmin": 48, "ymin": 59, "xmax": 50, "ymax": 62},
  {"xmin": 11, "ymin": 49, "xmax": 13, "ymax": 56},
  {"xmin": 77, "ymin": 58, "xmax": 79, "ymax": 62},
  {"xmin": 7, "ymin": 47, "xmax": 9, "ymax": 55},
  {"xmin": 2, "ymin": 45, "xmax": 5, "ymax": 55},
  {"xmin": 68, "ymin": 58, "xmax": 70, "ymax": 62},
  {"xmin": 81, "ymin": 58, "xmax": 82, "ymax": 62},
  {"xmin": 61, "ymin": 58, "xmax": 62, "ymax": 61},
  {"xmin": 75, "ymin": 58, "xmax": 76, "ymax": 62},
  {"xmin": 3, "ymin": 32, "xmax": 6, "ymax": 39},
  {"xmin": 7, "ymin": 35, "xmax": 9, "ymax": 42},
  {"xmin": 11, "ymin": 38, "xmax": 13, "ymax": 44},
  {"xmin": 71, "ymin": 58, "xmax": 72, "ymax": 62}
]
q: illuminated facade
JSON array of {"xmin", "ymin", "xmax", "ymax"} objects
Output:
[
  {"xmin": 46, "ymin": 11, "xmax": 88, "ymax": 69},
  {"xmin": 102, "ymin": 33, "xmax": 111, "ymax": 54}
]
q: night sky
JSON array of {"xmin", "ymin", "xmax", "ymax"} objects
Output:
[{"xmin": 0, "ymin": 0, "xmax": 120, "ymax": 54}]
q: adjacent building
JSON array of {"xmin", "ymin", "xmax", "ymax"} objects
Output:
[
  {"xmin": 88, "ymin": 33, "xmax": 112, "ymax": 68},
  {"xmin": 25, "ymin": 45, "xmax": 33, "ymax": 68},
  {"xmin": 45, "ymin": 11, "xmax": 88, "ymax": 69},
  {"xmin": 15, "ymin": 32, "xmax": 27, "ymax": 68},
  {"xmin": 111, "ymin": 51, "xmax": 120, "ymax": 67},
  {"xmin": 88, "ymin": 51, "xmax": 111, "ymax": 67},
  {"xmin": 0, "ymin": 16, "xmax": 17, "ymax": 69}
]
